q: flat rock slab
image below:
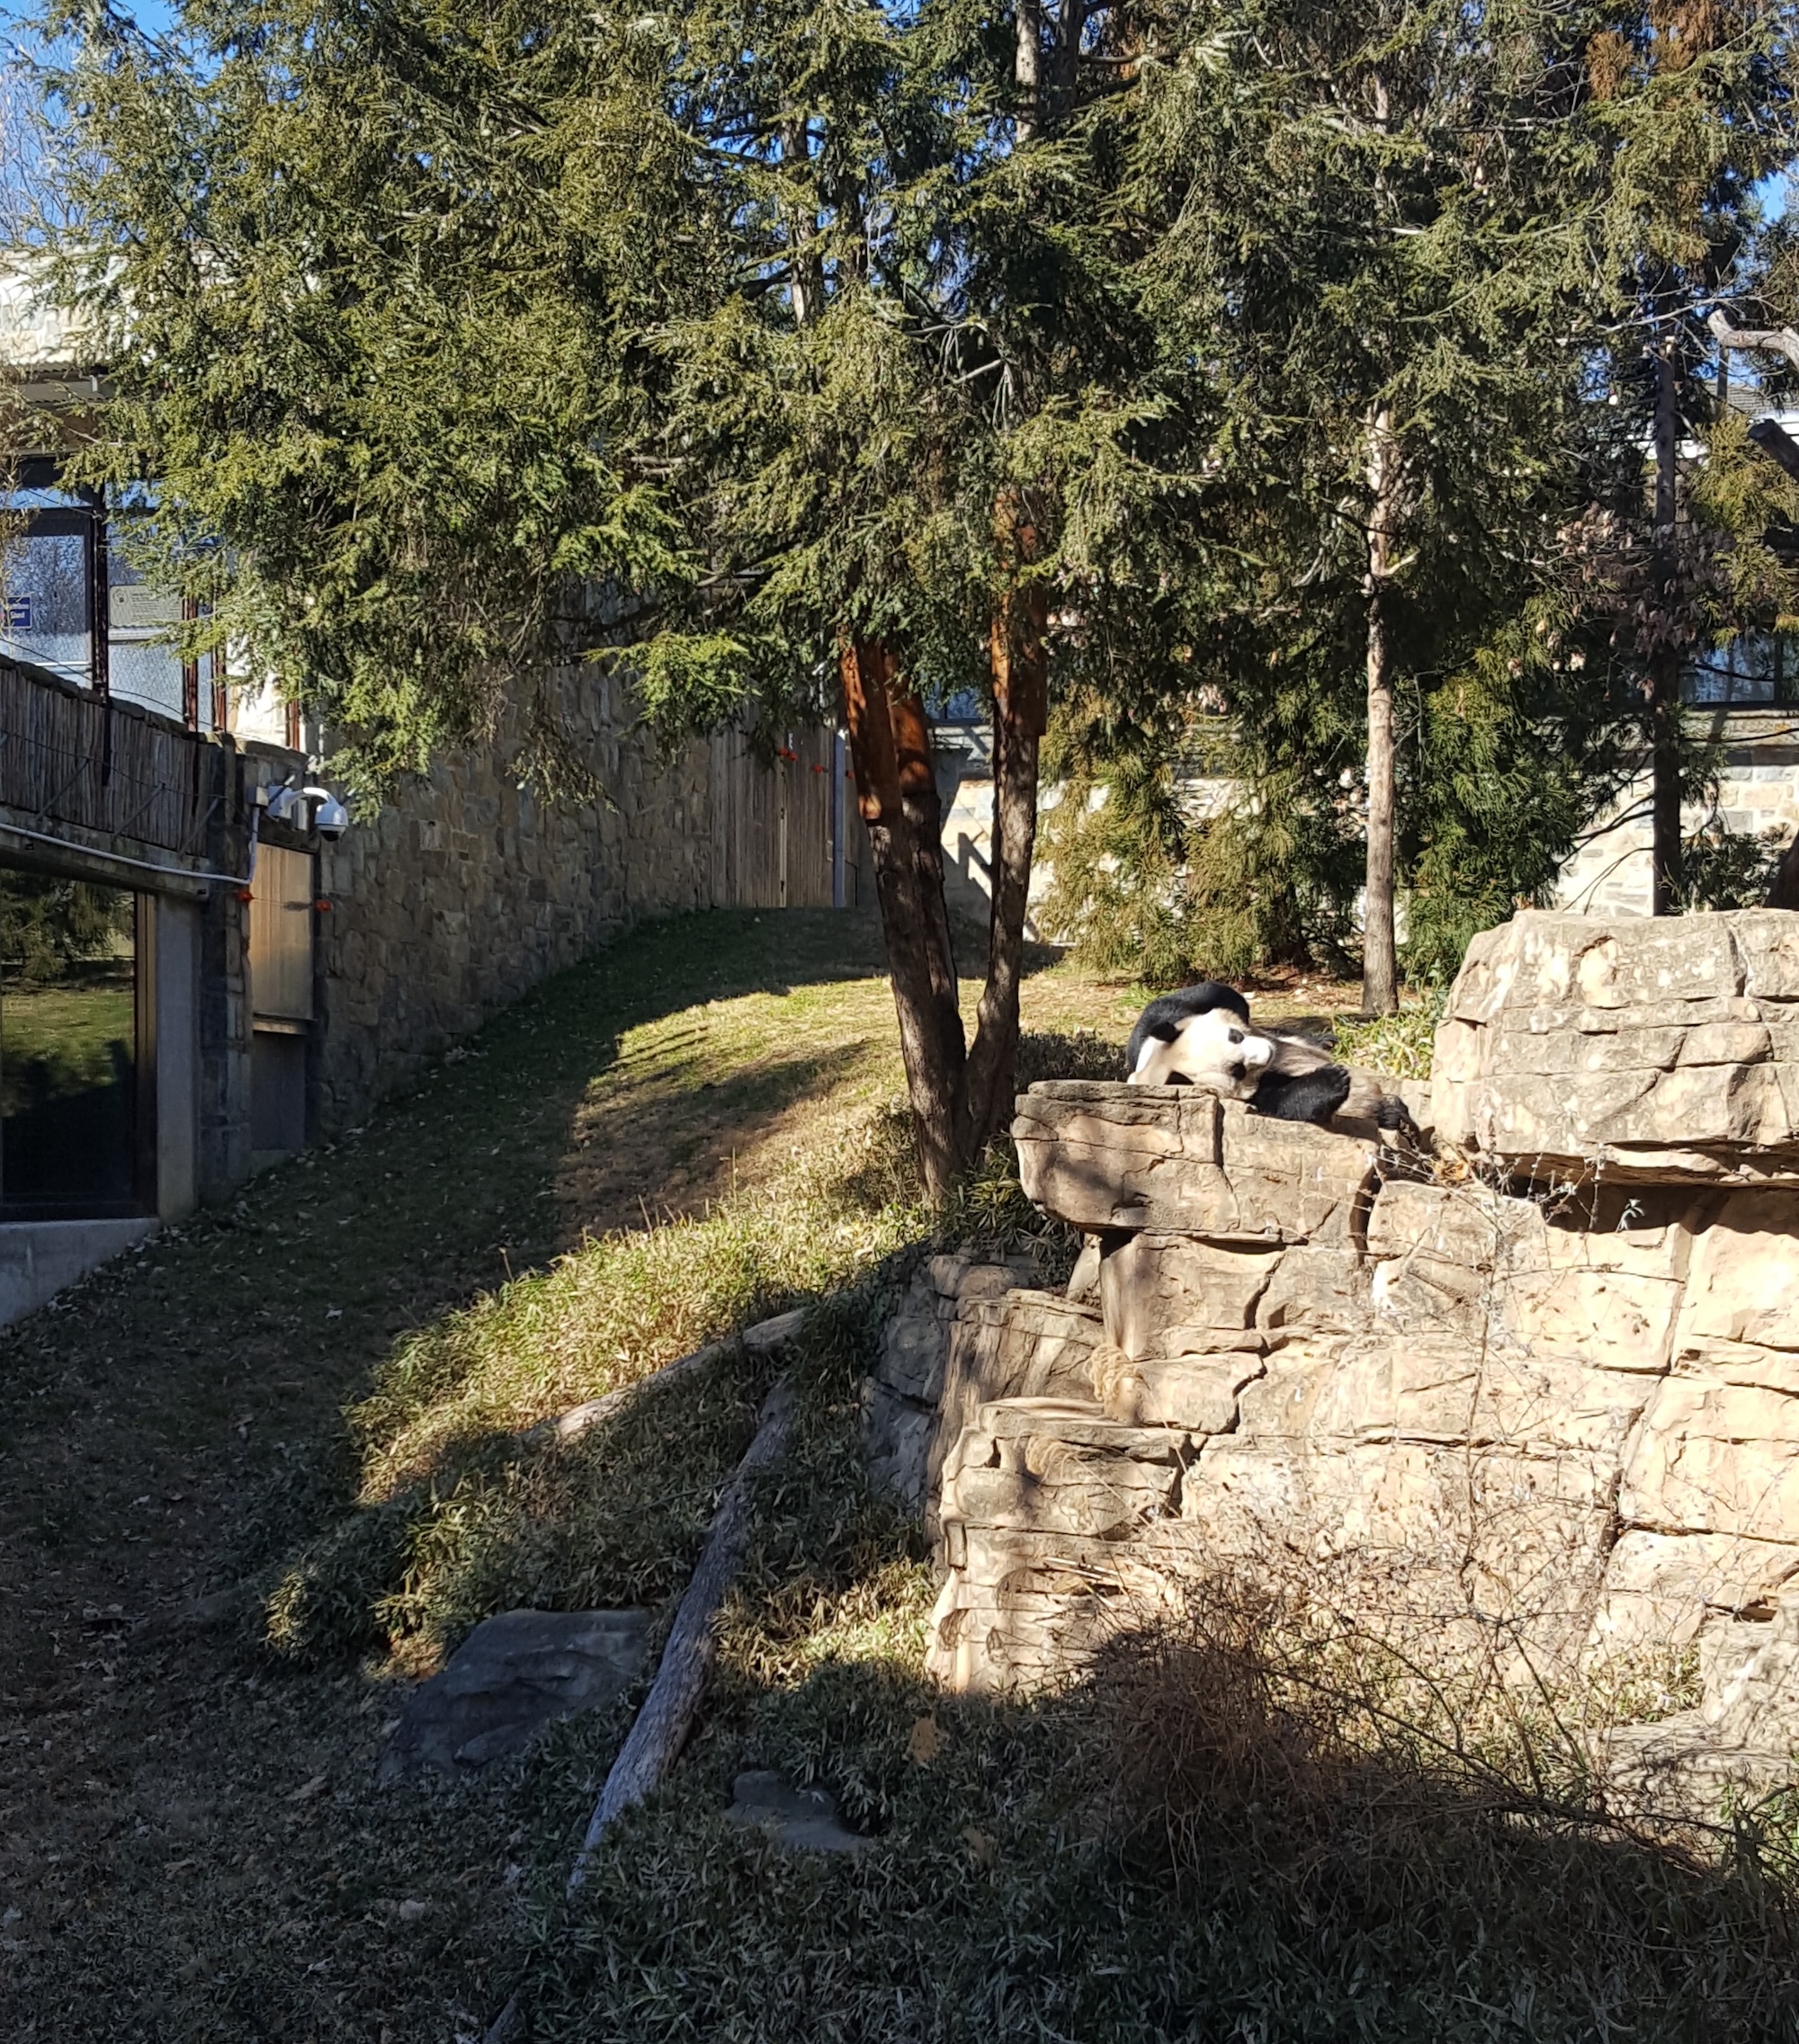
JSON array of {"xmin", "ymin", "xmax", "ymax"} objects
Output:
[
  {"xmin": 725, "ymin": 1770, "xmax": 875, "ymax": 1853},
  {"xmin": 378, "ymin": 1608, "xmax": 649, "ymax": 1785},
  {"xmin": 1013, "ymin": 1082, "xmax": 1378, "ymax": 1243}
]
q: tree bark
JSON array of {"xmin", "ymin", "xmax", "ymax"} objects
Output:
[
  {"xmin": 964, "ymin": 496, "xmax": 1048, "ymax": 1153},
  {"xmin": 1651, "ymin": 339, "xmax": 1683, "ymax": 915},
  {"xmin": 1014, "ymin": 0, "xmax": 1045, "ymax": 141},
  {"xmin": 840, "ymin": 636, "xmax": 969, "ymax": 1200},
  {"xmin": 1363, "ymin": 406, "xmax": 1400, "ymax": 1016},
  {"xmin": 1768, "ymin": 830, "xmax": 1799, "ymax": 911}
]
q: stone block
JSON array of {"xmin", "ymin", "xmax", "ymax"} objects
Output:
[
  {"xmin": 1432, "ymin": 908, "xmax": 1799, "ymax": 1182},
  {"xmin": 1621, "ymin": 1376, "xmax": 1799, "ymax": 1543},
  {"xmin": 377, "ymin": 1608, "xmax": 649, "ymax": 1782},
  {"xmin": 1014, "ymin": 1082, "xmax": 1378, "ymax": 1242},
  {"xmin": 926, "ymin": 1290, "xmax": 1105, "ymax": 1525},
  {"xmin": 1257, "ymin": 1244, "xmax": 1371, "ymax": 1342},
  {"xmin": 1587, "ymin": 1530, "xmax": 1799, "ymax": 1652},
  {"xmin": 1091, "ymin": 1343, "xmax": 1264, "ymax": 1433},
  {"xmin": 939, "ymin": 1398, "xmax": 1186, "ymax": 1541},
  {"xmin": 1671, "ymin": 1191, "xmax": 1799, "ymax": 1361},
  {"xmin": 1368, "ymin": 1180, "xmax": 1687, "ymax": 1370},
  {"xmin": 862, "ymin": 1256, "xmax": 1040, "ymax": 1509},
  {"xmin": 1099, "ymin": 1233, "xmax": 1283, "ymax": 1359}
]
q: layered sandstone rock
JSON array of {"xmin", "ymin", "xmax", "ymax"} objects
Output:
[
  {"xmin": 902, "ymin": 948, "xmax": 1799, "ymax": 1797},
  {"xmin": 1434, "ymin": 908, "xmax": 1799, "ymax": 1182},
  {"xmin": 1013, "ymin": 1083, "xmax": 1381, "ymax": 1241}
]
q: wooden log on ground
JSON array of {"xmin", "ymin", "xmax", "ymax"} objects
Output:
[
  {"xmin": 564, "ymin": 1376, "xmax": 796, "ymax": 1893},
  {"xmin": 483, "ymin": 1375, "xmax": 797, "ymax": 2041}
]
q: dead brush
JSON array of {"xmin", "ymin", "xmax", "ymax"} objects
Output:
[{"xmin": 1076, "ymin": 1569, "xmax": 1799, "ymax": 2031}]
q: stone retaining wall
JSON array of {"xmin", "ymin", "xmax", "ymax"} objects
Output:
[{"xmin": 310, "ymin": 669, "xmax": 716, "ymax": 1134}]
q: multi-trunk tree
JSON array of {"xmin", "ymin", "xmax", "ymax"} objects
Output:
[{"xmin": 43, "ymin": 0, "xmax": 1213, "ymax": 1195}]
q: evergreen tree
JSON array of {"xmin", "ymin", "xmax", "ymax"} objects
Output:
[
  {"xmin": 40, "ymin": 0, "xmax": 1213, "ymax": 1193},
  {"xmin": 1123, "ymin": 0, "xmax": 1795, "ymax": 1005}
]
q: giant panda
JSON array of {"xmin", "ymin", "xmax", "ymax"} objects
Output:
[{"xmin": 1125, "ymin": 983, "xmax": 1412, "ymax": 1139}]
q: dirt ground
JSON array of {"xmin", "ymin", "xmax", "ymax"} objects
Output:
[{"xmin": 3, "ymin": 907, "xmax": 1327, "ymax": 2041}]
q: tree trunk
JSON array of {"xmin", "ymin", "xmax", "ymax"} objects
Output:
[
  {"xmin": 840, "ymin": 636, "xmax": 969, "ymax": 1200},
  {"xmin": 1651, "ymin": 340, "xmax": 1683, "ymax": 915},
  {"xmin": 1014, "ymin": 0, "xmax": 1044, "ymax": 141},
  {"xmin": 1768, "ymin": 829, "xmax": 1799, "ymax": 911},
  {"xmin": 1363, "ymin": 406, "xmax": 1400, "ymax": 1016},
  {"xmin": 964, "ymin": 498, "xmax": 1048, "ymax": 1155}
]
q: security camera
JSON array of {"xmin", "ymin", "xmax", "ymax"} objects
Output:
[{"xmin": 301, "ymin": 787, "xmax": 350, "ymax": 839}]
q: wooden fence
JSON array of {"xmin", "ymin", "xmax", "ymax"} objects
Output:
[
  {"xmin": 0, "ymin": 656, "xmax": 225, "ymax": 858},
  {"xmin": 710, "ymin": 726, "xmax": 858, "ymax": 909}
]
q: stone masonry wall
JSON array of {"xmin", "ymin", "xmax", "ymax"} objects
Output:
[
  {"xmin": 1553, "ymin": 713, "xmax": 1799, "ymax": 918},
  {"xmin": 309, "ymin": 667, "xmax": 716, "ymax": 1138}
]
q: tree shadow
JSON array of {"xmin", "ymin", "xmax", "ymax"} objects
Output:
[{"xmin": 510, "ymin": 1567, "xmax": 1799, "ymax": 2043}]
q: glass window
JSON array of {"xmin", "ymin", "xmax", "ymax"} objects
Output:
[
  {"xmin": 1686, "ymin": 634, "xmax": 1799, "ymax": 705},
  {"xmin": 0, "ymin": 868, "xmax": 146, "ymax": 1218},
  {"xmin": 0, "ymin": 522, "xmax": 92, "ymax": 688},
  {"xmin": 107, "ymin": 557, "xmax": 186, "ymax": 721}
]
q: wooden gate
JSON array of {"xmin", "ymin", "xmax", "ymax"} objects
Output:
[{"xmin": 709, "ymin": 727, "xmax": 851, "ymax": 909}]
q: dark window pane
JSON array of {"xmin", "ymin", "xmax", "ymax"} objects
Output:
[{"xmin": 0, "ymin": 870, "xmax": 139, "ymax": 1216}]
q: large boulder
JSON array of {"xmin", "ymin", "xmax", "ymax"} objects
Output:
[{"xmin": 1433, "ymin": 908, "xmax": 1799, "ymax": 1183}]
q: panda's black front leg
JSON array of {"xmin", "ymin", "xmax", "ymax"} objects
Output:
[{"xmin": 1250, "ymin": 1066, "xmax": 1353, "ymax": 1128}]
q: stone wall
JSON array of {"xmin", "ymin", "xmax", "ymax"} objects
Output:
[
  {"xmin": 309, "ymin": 670, "xmax": 728, "ymax": 1136},
  {"xmin": 875, "ymin": 910, "xmax": 1799, "ymax": 1799},
  {"xmin": 1548, "ymin": 712, "xmax": 1799, "ymax": 918}
]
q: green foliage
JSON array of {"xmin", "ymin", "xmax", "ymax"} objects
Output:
[
  {"xmin": 1333, "ymin": 995, "xmax": 1444, "ymax": 1080},
  {"xmin": 1030, "ymin": 0, "xmax": 1798, "ymax": 993},
  {"xmin": 1682, "ymin": 817, "xmax": 1786, "ymax": 910},
  {"xmin": 1038, "ymin": 700, "xmax": 1364, "ymax": 983},
  {"xmin": 0, "ymin": 870, "xmax": 131, "ymax": 982}
]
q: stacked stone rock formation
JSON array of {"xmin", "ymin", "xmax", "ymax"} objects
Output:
[{"xmin": 864, "ymin": 912, "xmax": 1799, "ymax": 1793}]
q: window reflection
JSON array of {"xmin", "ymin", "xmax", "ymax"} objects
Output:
[{"xmin": 0, "ymin": 869, "xmax": 143, "ymax": 1217}]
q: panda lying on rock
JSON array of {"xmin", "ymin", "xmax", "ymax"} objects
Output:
[{"xmin": 1125, "ymin": 980, "xmax": 1413, "ymax": 1140}]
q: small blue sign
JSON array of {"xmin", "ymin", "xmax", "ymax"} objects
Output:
[{"xmin": 3, "ymin": 595, "xmax": 32, "ymax": 631}]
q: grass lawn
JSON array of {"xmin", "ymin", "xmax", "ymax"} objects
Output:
[{"xmin": 0, "ymin": 911, "xmax": 1788, "ymax": 2042}]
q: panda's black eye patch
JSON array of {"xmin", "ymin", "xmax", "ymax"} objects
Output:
[{"xmin": 1227, "ymin": 1028, "xmax": 1244, "ymax": 1044}]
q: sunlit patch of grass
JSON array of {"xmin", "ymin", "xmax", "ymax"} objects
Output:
[{"xmin": 263, "ymin": 1105, "xmax": 926, "ymax": 1665}]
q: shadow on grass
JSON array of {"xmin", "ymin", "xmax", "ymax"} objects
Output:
[
  {"xmin": 0, "ymin": 910, "xmax": 889, "ymax": 1578},
  {"xmin": 465, "ymin": 1296, "xmax": 1799, "ymax": 2044},
  {"xmin": 237, "ymin": 1251, "xmax": 1799, "ymax": 2043}
]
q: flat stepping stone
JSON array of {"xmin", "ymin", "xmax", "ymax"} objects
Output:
[
  {"xmin": 378, "ymin": 1609, "xmax": 649, "ymax": 1785},
  {"xmin": 725, "ymin": 1769, "xmax": 875, "ymax": 1853}
]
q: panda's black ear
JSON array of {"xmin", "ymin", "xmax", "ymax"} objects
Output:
[{"xmin": 1150, "ymin": 1021, "xmax": 1181, "ymax": 1043}]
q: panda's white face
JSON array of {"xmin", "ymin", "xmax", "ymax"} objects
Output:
[{"xmin": 1128, "ymin": 1008, "xmax": 1272, "ymax": 1096}]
